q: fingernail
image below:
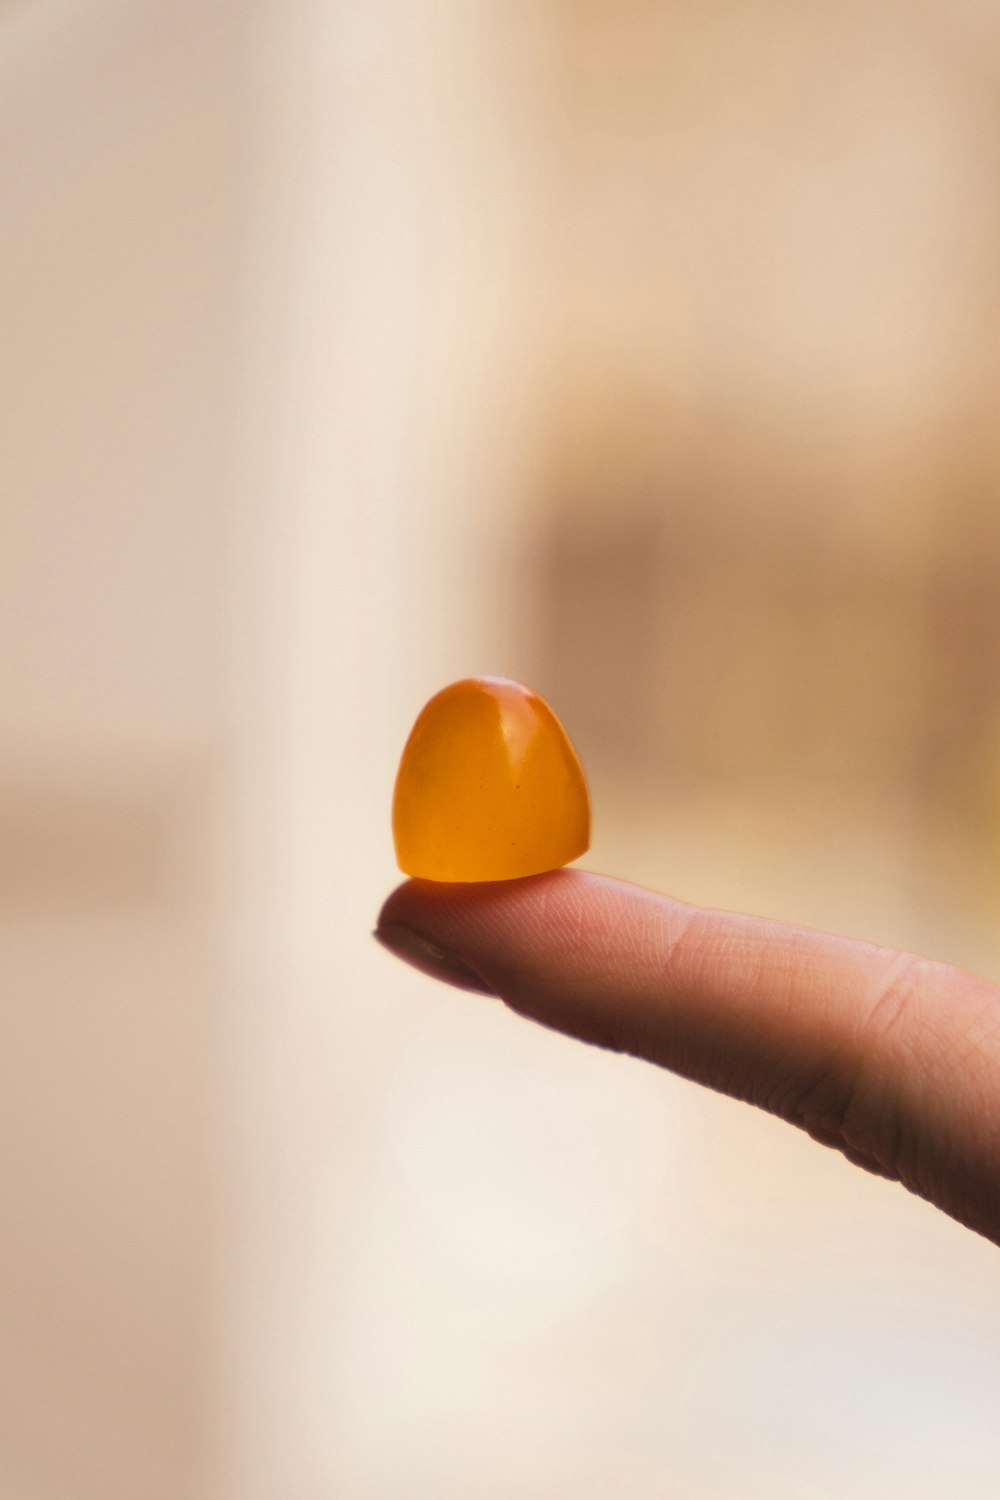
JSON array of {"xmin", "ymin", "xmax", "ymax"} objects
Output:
[{"xmin": 373, "ymin": 923, "xmax": 497, "ymax": 997}]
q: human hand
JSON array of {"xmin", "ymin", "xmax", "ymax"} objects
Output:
[{"xmin": 375, "ymin": 870, "xmax": 1000, "ymax": 1247}]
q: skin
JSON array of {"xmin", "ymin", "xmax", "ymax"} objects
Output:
[{"xmin": 375, "ymin": 869, "xmax": 1000, "ymax": 1247}]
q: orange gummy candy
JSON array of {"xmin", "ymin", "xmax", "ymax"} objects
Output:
[{"xmin": 392, "ymin": 677, "xmax": 590, "ymax": 882}]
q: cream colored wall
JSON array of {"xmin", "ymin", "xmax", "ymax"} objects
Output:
[{"xmin": 214, "ymin": 6, "xmax": 555, "ymax": 1493}]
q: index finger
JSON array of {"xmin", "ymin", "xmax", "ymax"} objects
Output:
[{"xmin": 376, "ymin": 869, "xmax": 1000, "ymax": 1245}]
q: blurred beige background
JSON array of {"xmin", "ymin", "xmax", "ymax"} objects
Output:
[{"xmin": 2, "ymin": 2, "xmax": 1000, "ymax": 1497}]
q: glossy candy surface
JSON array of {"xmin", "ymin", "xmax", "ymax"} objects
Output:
[{"xmin": 392, "ymin": 677, "xmax": 590, "ymax": 882}]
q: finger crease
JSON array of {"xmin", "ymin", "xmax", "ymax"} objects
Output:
[{"xmin": 835, "ymin": 950, "xmax": 924, "ymax": 1172}]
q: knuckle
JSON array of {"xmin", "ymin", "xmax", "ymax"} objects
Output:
[{"xmin": 791, "ymin": 953, "xmax": 926, "ymax": 1179}]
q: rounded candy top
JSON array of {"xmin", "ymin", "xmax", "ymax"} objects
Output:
[{"xmin": 392, "ymin": 676, "xmax": 590, "ymax": 882}]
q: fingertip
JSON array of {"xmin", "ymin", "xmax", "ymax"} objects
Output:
[{"xmin": 372, "ymin": 920, "xmax": 498, "ymax": 996}]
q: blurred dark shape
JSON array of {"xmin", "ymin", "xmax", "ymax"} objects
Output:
[
  {"xmin": 536, "ymin": 494, "xmax": 667, "ymax": 787},
  {"xmin": 919, "ymin": 416, "xmax": 1000, "ymax": 838},
  {"xmin": 527, "ymin": 397, "xmax": 1000, "ymax": 825},
  {"xmin": 0, "ymin": 775, "xmax": 186, "ymax": 917}
]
